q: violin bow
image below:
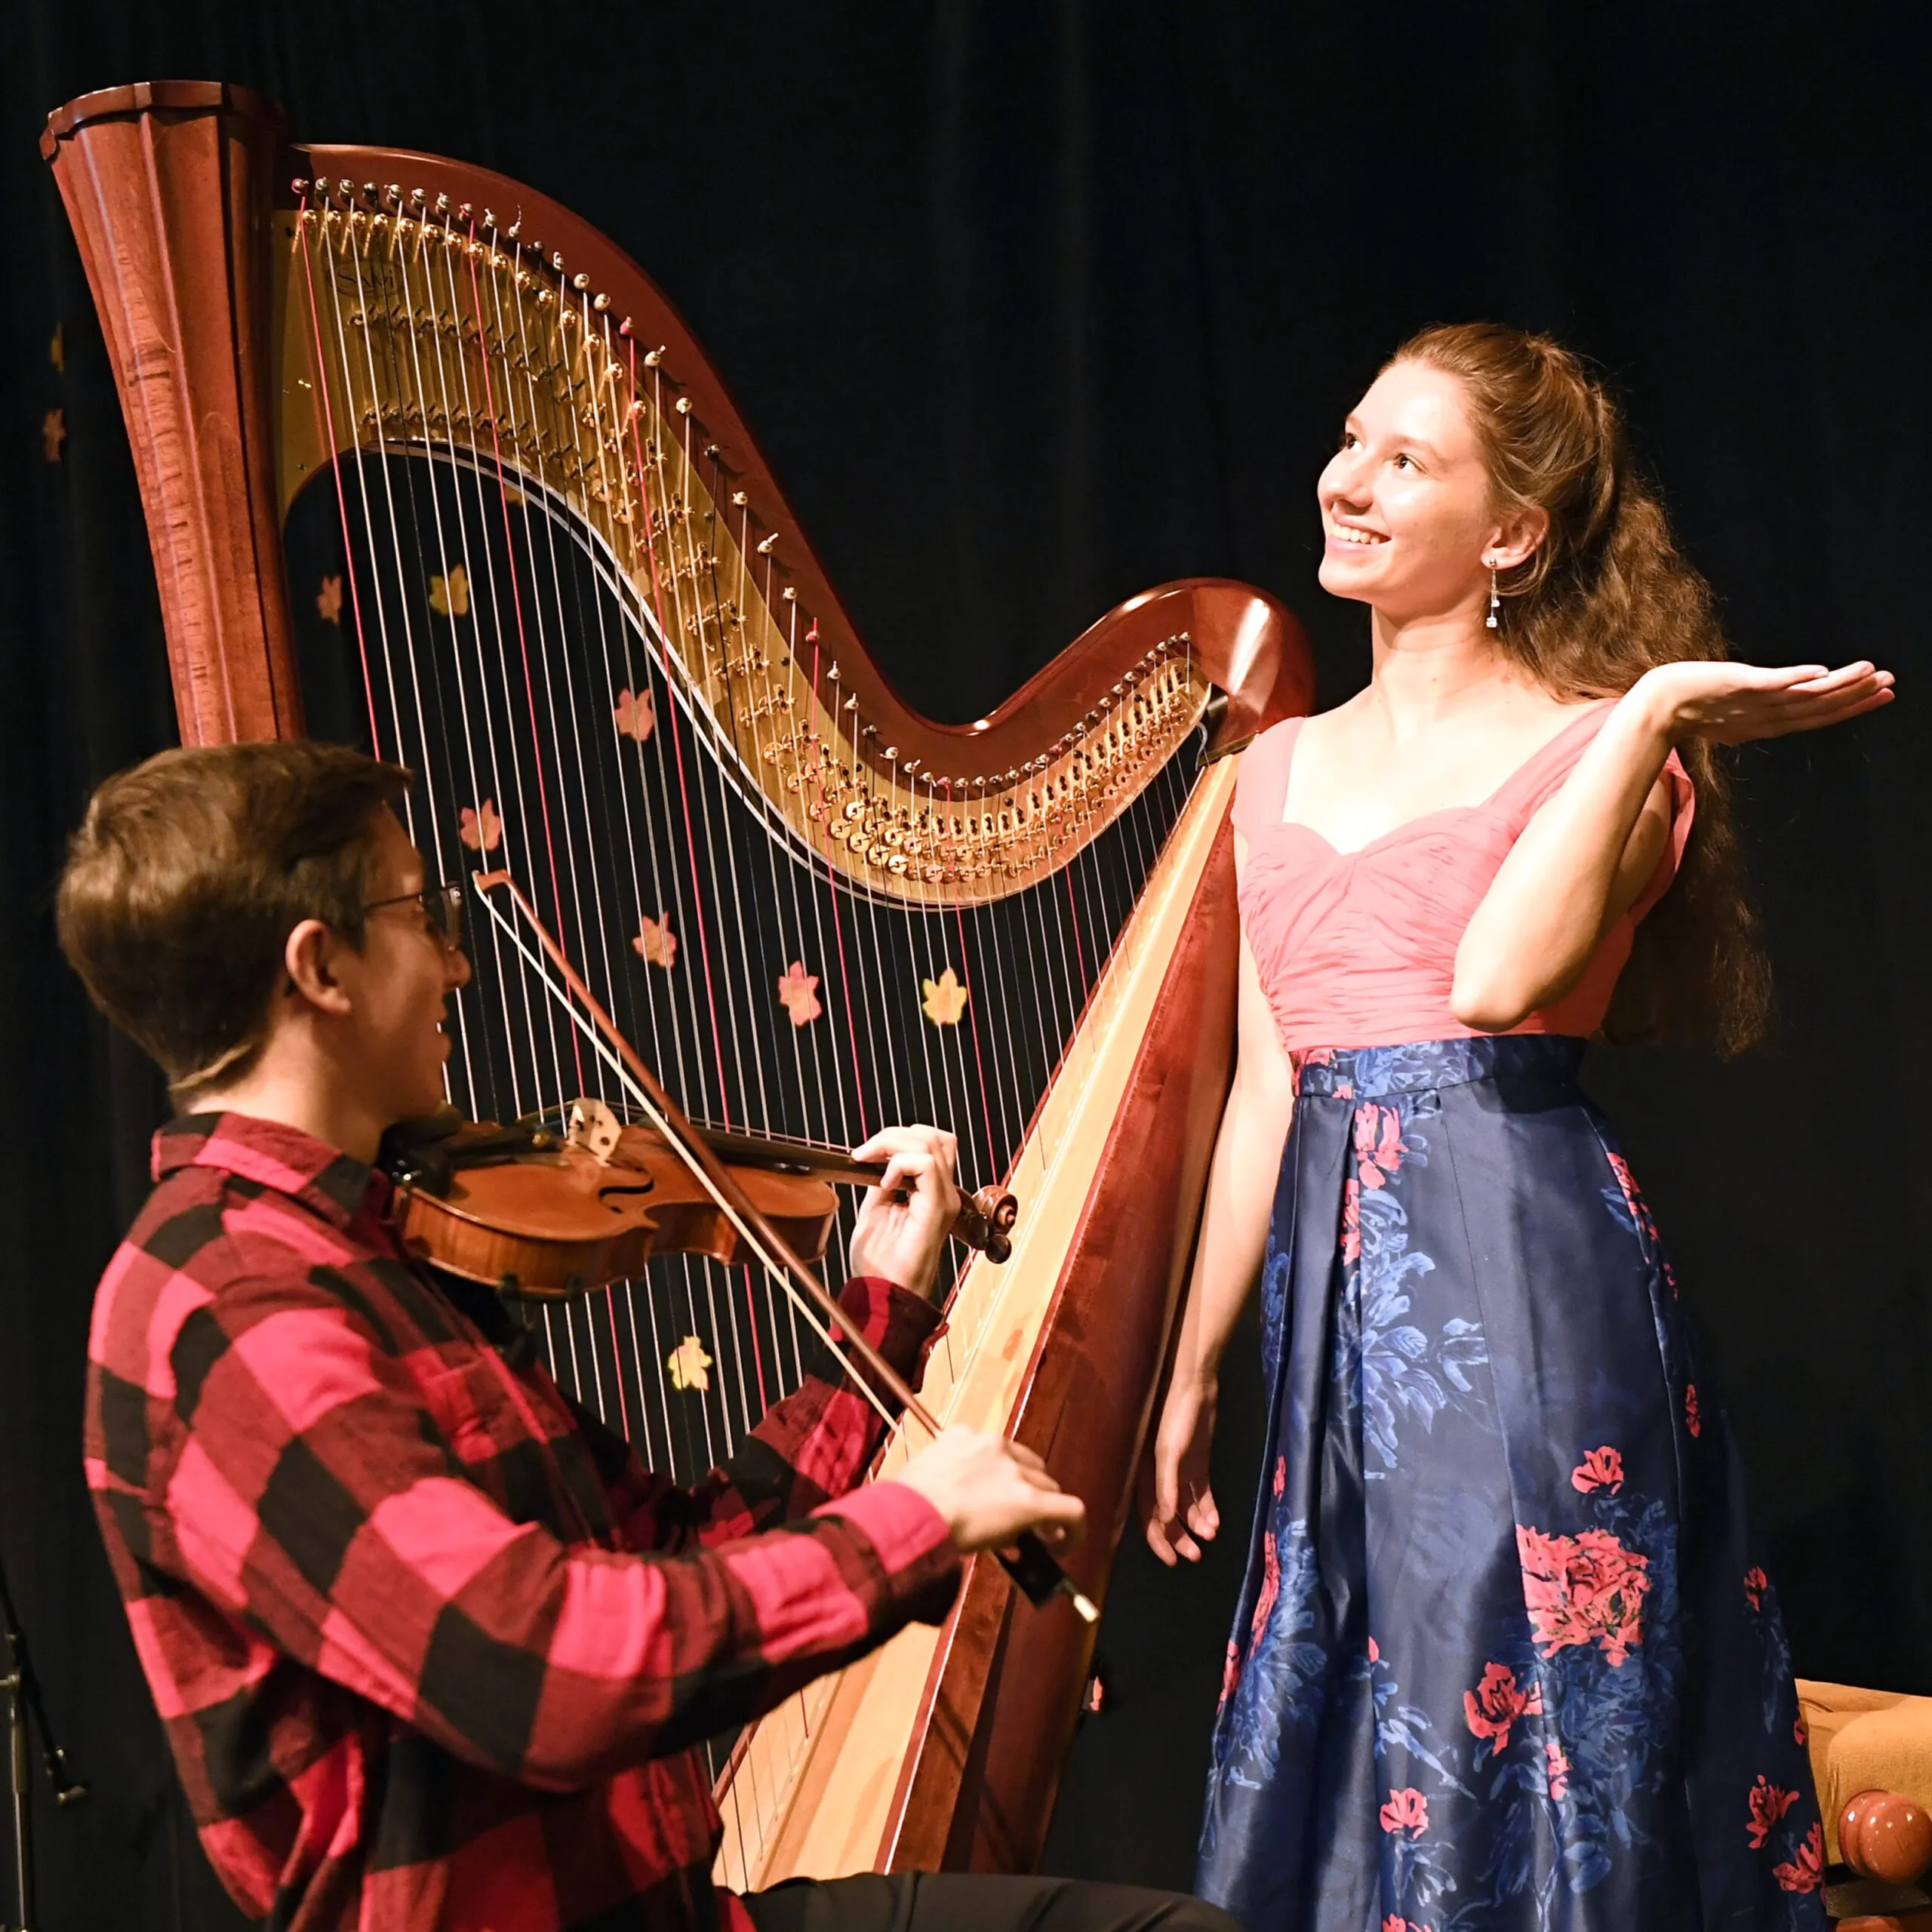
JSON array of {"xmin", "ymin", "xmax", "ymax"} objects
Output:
[{"xmin": 470, "ymin": 869, "xmax": 1097, "ymax": 1622}]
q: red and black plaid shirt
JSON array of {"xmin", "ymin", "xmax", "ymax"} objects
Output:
[{"xmin": 85, "ymin": 1112, "xmax": 961, "ymax": 1930}]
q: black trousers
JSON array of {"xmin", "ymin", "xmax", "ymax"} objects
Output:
[{"xmin": 740, "ymin": 1873, "xmax": 1238, "ymax": 1932}]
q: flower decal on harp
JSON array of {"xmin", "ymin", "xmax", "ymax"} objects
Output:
[
  {"xmin": 317, "ymin": 574, "xmax": 343, "ymax": 624},
  {"xmin": 666, "ymin": 1334, "xmax": 712, "ymax": 1393},
  {"xmin": 921, "ymin": 966, "xmax": 969, "ymax": 1026},
  {"xmin": 614, "ymin": 687, "xmax": 656, "ymax": 743},
  {"xmin": 428, "ymin": 564, "xmax": 470, "ymax": 617},
  {"xmin": 777, "ymin": 961, "xmax": 822, "ymax": 1027},
  {"xmin": 459, "ymin": 800, "xmax": 503, "ymax": 853},
  {"xmin": 632, "ymin": 912, "xmax": 677, "ymax": 970}
]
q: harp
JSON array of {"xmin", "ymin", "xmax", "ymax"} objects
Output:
[{"xmin": 45, "ymin": 81, "xmax": 1312, "ymax": 1884}]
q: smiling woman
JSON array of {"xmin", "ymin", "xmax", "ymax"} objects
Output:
[{"xmin": 1145, "ymin": 322, "xmax": 1892, "ymax": 1932}]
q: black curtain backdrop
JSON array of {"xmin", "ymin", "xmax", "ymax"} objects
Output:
[{"xmin": 2, "ymin": 3, "xmax": 1925, "ymax": 1923}]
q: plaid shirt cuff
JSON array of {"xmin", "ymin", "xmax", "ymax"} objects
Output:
[
  {"xmin": 833, "ymin": 1275, "xmax": 949, "ymax": 1404},
  {"xmin": 813, "ymin": 1480, "xmax": 961, "ymax": 1621}
]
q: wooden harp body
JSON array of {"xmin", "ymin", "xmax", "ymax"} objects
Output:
[{"xmin": 45, "ymin": 81, "xmax": 1313, "ymax": 1884}]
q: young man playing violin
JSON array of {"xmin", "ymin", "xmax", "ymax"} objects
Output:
[{"xmin": 59, "ymin": 739, "xmax": 1229, "ymax": 1932}]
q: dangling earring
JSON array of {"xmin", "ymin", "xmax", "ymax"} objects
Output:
[{"xmin": 1486, "ymin": 562, "xmax": 1500, "ymax": 630}]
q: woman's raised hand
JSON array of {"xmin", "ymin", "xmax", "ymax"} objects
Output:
[
  {"xmin": 1144, "ymin": 1375, "xmax": 1221, "ymax": 1566},
  {"xmin": 1634, "ymin": 658, "xmax": 1894, "ymax": 746}
]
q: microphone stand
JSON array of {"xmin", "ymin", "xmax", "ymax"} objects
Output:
[{"xmin": 0, "ymin": 1548, "xmax": 87, "ymax": 1932}]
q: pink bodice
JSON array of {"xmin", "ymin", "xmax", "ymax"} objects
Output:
[{"xmin": 1232, "ymin": 701, "xmax": 1694, "ymax": 1054}]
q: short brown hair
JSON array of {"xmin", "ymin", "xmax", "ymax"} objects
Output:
[{"xmin": 57, "ymin": 741, "xmax": 411, "ymax": 1098}]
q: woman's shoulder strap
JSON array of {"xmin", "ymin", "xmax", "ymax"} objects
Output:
[{"xmin": 1231, "ymin": 715, "xmax": 1306, "ymax": 841}]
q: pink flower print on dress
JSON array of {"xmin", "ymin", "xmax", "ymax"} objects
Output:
[
  {"xmin": 1571, "ymin": 1445, "xmax": 1625, "ymax": 1496},
  {"xmin": 1367, "ymin": 1635, "xmax": 1380, "ymax": 1664},
  {"xmin": 1795, "ymin": 1715, "xmax": 1807, "ymax": 1747},
  {"xmin": 1516, "ymin": 1523, "xmax": 1652, "ymax": 1667},
  {"xmin": 1378, "ymin": 1787, "xmax": 1429, "ymax": 1838},
  {"xmin": 1773, "ymin": 1823, "xmax": 1824, "ymax": 1894},
  {"xmin": 1463, "ymin": 1663, "xmax": 1544, "ymax": 1756},
  {"xmin": 1743, "ymin": 1566, "xmax": 1768, "ymax": 1612},
  {"xmin": 1341, "ymin": 1176, "xmax": 1362, "ymax": 1263},
  {"xmin": 1218, "ymin": 1640, "xmax": 1241, "ymax": 1714},
  {"xmin": 1546, "ymin": 1740, "xmax": 1571, "ymax": 1801},
  {"xmin": 1353, "ymin": 1104, "xmax": 1405, "ymax": 1190},
  {"xmin": 1604, "ymin": 1149, "xmax": 1659, "ymax": 1243},
  {"xmin": 1685, "ymin": 1384, "xmax": 1702, "ymax": 1437},
  {"xmin": 1747, "ymin": 1776, "xmax": 1799, "ymax": 1850},
  {"xmin": 1249, "ymin": 1531, "xmax": 1281, "ymax": 1647}
]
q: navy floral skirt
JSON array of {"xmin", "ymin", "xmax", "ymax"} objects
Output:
[{"xmin": 1196, "ymin": 1037, "xmax": 1825, "ymax": 1932}]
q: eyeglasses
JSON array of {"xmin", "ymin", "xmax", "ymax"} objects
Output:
[{"xmin": 362, "ymin": 882, "xmax": 465, "ymax": 949}]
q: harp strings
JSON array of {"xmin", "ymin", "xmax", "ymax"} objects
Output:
[{"xmin": 285, "ymin": 187, "xmax": 1201, "ymax": 1489}]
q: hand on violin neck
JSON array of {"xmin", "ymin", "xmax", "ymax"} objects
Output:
[{"xmin": 848, "ymin": 1124, "xmax": 961, "ymax": 1302}]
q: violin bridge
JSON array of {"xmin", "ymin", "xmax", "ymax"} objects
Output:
[{"xmin": 565, "ymin": 1095, "xmax": 625, "ymax": 1165}]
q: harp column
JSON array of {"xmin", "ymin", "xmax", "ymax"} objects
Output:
[{"xmin": 43, "ymin": 81, "xmax": 304, "ymax": 744}]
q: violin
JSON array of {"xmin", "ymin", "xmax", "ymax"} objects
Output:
[
  {"xmin": 445, "ymin": 868, "xmax": 1091, "ymax": 1620},
  {"xmin": 381, "ymin": 1099, "xmax": 1019, "ymax": 1300}
]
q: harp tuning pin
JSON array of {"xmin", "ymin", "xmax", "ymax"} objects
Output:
[
  {"xmin": 675, "ymin": 395, "xmax": 694, "ymax": 416},
  {"xmin": 731, "ymin": 490, "xmax": 749, "ymax": 506},
  {"xmin": 552, "ymin": 251, "xmax": 565, "ymax": 271},
  {"xmin": 507, "ymin": 214, "xmax": 522, "ymax": 238},
  {"xmin": 338, "ymin": 177, "xmax": 355, "ymax": 197},
  {"xmin": 573, "ymin": 272, "xmax": 590, "ymax": 291},
  {"xmin": 618, "ymin": 317, "xmax": 634, "ymax": 336},
  {"xmin": 593, "ymin": 292, "xmax": 611, "ymax": 312},
  {"xmin": 291, "ymin": 177, "xmax": 309, "ymax": 195},
  {"xmin": 456, "ymin": 203, "xmax": 472, "ymax": 223},
  {"xmin": 385, "ymin": 183, "xmax": 401, "ymax": 204},
  {"xmin": 781, "ymin": 586, "xmax": 798, "ymax": 602},
  {"xmin": 434, "ymin": 192, "xmax": 451, "ymax": 214},
  {"xmin": 826, "ymin": 663, "xmax": 841, "ymax": 681},
  {"xmin": 844, "ymin": 695, "xmax": 860, "ymax": 712},
  {"xmin": 481, "ymin": 207, "xmax": 497, "ymax": 227},
  {"xmin": 755, "ymin": 533, "xmax": 779, "ymax": 555},
  {"xmin": 644, "ymin": 345, "xmax": 666, "ymax": 367},
  {"xmin": 411, "ymin": 187, "xmax": 426, "ymax": 205},
  {"xmin": 362, "ymin": 181, "xmax": 378, "ymax": 202}
]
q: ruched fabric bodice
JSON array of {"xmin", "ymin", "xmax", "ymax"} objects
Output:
[{"xmin": 1232, "ymin": 701, "xmax": 1693, "ymax": 1054}]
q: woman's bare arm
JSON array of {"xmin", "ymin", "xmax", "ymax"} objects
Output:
[
  {"xmin": 1146, "ymin": 834, "xmax": 1294, "ymax": 1563},
  {"xmin": 1454, "ymin": 657, "xmax": 1894, "ymax": 1032},
  {"xmin": 1451, "ymin": 699, "xmax": 1675, "ymax": 1031}
]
